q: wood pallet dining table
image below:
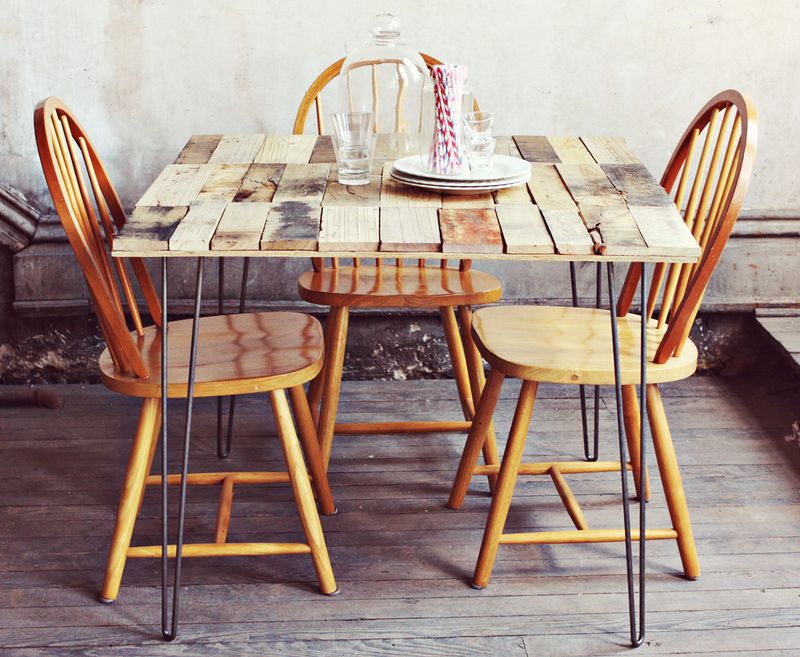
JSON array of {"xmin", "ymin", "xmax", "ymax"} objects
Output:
[
  {"xmin": 111, "ymin": 133, "xmax": 701, "ymax": 643},
  {"xmin": 114, "ymin": 134, "xmax": 700, "ymax": 261}
]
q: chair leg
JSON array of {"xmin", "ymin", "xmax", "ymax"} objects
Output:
[
  {"xmin": 448, "ymin": 368, "xmax": 506, "ymax": 510},
  {"xmin": 307, "ymin": 308, "xmax": 333, "ymax": 428},
  {"xmin": 458, "ymin": 305, "xmax": 500, "ymax": 491},
  {"xmin": 270, "ymin": 389, "xmax": 338, "ymax": 595},
  {"xmin": 473, "ymin": 380, "xmax": 538, "ymax": 589},
  {"xmin": 317, "ymin": 306, "xmax": 349, "ymax": 470},
  {"xmin": 288, "ymin": 385, "xmax": 337, "ymax": 516},
  {"xmin": 646, "ymin": 383, "xmax": 699, "ymax": 580},
  {"xmin": 100, "ymin": 397, "xmax": 161, "ymax": 603},
  {"xmin": 440, "ymin": 306, "xmax": 475, "ymax": 421},
  {"xmin": 622, "ymin": 384, "xmax": 651, "ymax": 502}
]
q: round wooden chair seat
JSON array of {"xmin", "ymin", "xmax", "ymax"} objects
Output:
[
  {"xmin": 472, "ymin": 305, "xmax": 698, "ymax": 386},
  {"xmin": 297, "ymin": 265, "xmax": 502, "ymax": 308},
  {"xmin": 100, "ymin": 312, "xmax": 324, "ymax": 398}
]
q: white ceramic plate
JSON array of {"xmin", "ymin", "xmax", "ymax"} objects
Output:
[
  {"xmin": 391, "ymin": 169, "xmax": 529, "ymax": 189},
  {"xmin": 390, "ymin": 172, "xmax": 529, "ymax": 195},
  {"xmin": 392, "ymin": 154, "xmax": 531, "ymax": 182}
]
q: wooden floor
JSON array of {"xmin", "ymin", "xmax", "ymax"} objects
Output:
[{"xmin": 1, "ymin": 375, "xmax": 799, "ymax": 656}]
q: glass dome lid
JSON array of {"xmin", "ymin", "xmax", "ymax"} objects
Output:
[{"xmin": 339, "ymin": 14, "xmax": 428, "ymax": 155}]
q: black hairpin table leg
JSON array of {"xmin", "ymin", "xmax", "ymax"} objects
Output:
[
  {"xmin": 607, "ymin": 261, "xmax": 647, "ymax": 648},
  {"xmin": 162, "ymin": 257, "xmax": 204, "ymax": 641},
  {"xmin": 569, "ymin": 263, "xmax": 601, "ymax": 461},
  {"xmin": 216, "ymin": 258, "xmax": 227, "ymax": 458}
]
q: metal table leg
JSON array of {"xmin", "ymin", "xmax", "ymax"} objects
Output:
[
  {"xmin": 161, "ymin": 257, "xmax": 204, "ymax": 641},
  {"xmin": 607, "ymin": 261, "xmax": 647, "ymax": 647},
  {"xmin": 569, "ymin": 263, "xmax": 601, "ymax": 461},
  {"xmin": 216, "ymin": 258, "xmax": 227, "ymax": 458}
]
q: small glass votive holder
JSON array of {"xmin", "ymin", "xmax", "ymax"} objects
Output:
[
  {"xmin": 330, "ymin": 112, "xmax": 375, "ymax": 185},
  {"xmin": 464, "ymin": 111, "xmax": 496, "ymax": 172}
]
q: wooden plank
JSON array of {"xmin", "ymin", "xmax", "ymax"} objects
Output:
[
  {"xmin": 628, "ymin": 205, "xmax": 702, "ymax": 258},
  {"xmin": 493, "ymin": 182, "xmax": 532, "ymax": 205},
  {"xmin": 539, "ymin": 207, "xmax": 594, "ymax": 255},
  {"xmin": 271, "ymin": 163, "xmax": 329, "ymax": 204},
  {"xmin": 210, "ymin": 202, "xmax": 271, "ymax": 250},
  {"xmin": 513, "ymin": 135, "xmax": 560, "ymax": 163},
  {"xmin": 167, "ymin": 201, "xmax": 227, "ymax": 251},
  {"xmin": 495, "ymin": 204, "xmax": 554, "ymax": 254},
  {"xmin": 323, "ymin": 177, "xmax": 382, "ymax": 206},
  {"xmin": 233, "ymin": 164, "xmax": 286, "ymax": 203},
  {"xmin": 309, "ymin": 136, "xmax": 336, "ymax": 163},
  {"xmin": 260, "ymin": 202, "xmax": 320, "ymax": 251},
  {"xmin": 379, "ymin": 207, "xmax": 441, "ymax": 252},
  {"xmin": 555, "ymin": 163, "xmax": 622, "ymax": 204},
  {"xmin": 207, "ymin": 134, "xmax": 266, "ymax": 164},
  {"xmin": 580, "ymin": 203, "xmax": 647, "ymax": 256},
  {"xmin": 136, "ymin": 164, "xmax": 212, "ymax": 206},
  {"xmin": 547, "ymin": 136, "xmax": 596, "ymax": 164},
  {"xmin": 439, "ymin": 208, "xmax": 503, "ymax": 254},
  {"xmin": 602, "ymin": 163, "xmax": 673, "ymax": 206},
  {"xmin": 492, "ymin": 139, "xmax": 530, "ymax": 204},
  {"xmin": 114, "ymin": 206, "xmax": 187, "ymax": 251},
  {"xmin": 194, "ymin": 164, "xmax": 249, "ymax": 202},
  {"xmin": 318, "ymin": 206, "xmax": 379, "ymax": 251},
  {"xmin": 581, "ymin": 136, "xmax": 639, "ymax": 164},
  {"xmin": 381, "ymin": 164, "xmax": 442, "ymax": 207},
  {"xmin": 174, "ymin": 135, "xmax": 222, "ymax": 164},
  {"xmin": 494, "ymin": 136, "xmax": 522, "ymax": 158},
  {"xmin": 527, "ymin": 164, "xmax": 575, "ymax": 210},
  {"xmin": 441, "ymin": 193, "xmax": 495, "ymax": 209},
  {"xmin": 254, "ymin": 135, "xmax": 317, "ymax": 164}
]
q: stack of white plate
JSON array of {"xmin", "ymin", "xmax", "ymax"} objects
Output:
[{"xmin": 390, "ymin": 155, "xmax": 531, "ymax": 195}]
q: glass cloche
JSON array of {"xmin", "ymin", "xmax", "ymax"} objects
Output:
[{"xmin": 339, "ymin": 14, "xmax": 428, "ymax": 157}]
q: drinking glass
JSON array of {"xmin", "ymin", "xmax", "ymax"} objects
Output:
[
  {"xmin": 330, "ymin": 112, "xmax": 375, "ymax": 185},
  {"xmin": 463, "ymin": 111, "xmax": 495, "ymax": 172}
]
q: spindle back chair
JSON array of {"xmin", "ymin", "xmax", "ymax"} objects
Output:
[
  {"xmin": 34, "ymin": 97, "xmax": 339, "ymax": 636},
  {"xmin": 34, "ymin": 97, "xmax": 160, "ymax": 377},
  {"xmin": 287, "ymin": 57, "xmax": 502, "ymax": 476},
  {"xmin": 446, "ymin": 90, "xmax": 757, "ymax": 644},
  {"xmin": 617, "ymin": 89, "xmax": 758, "ymax": 361}
]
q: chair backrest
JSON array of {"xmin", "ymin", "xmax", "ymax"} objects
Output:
[
  {"xmin": 297, "ymin": 54, "xmax": 478, "ymax": 273},
  {"xmin": 617, "ymin": 89, "xmax": 758, "ymax": 364},
  {"xmin": 294, "ymin": 53, "xmax": 479, "ymax": 135},
  {"xmin": 34, "ymin": 96, "xmax": 161, "ymax": 378}
]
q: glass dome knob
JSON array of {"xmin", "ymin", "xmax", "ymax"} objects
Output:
[{"xmin": 370, "ymin": 13, "xmax": 401, "ymax": 41}]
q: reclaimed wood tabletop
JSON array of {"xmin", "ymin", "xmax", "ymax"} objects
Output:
[{"xmin": 112, "ymin": 134, "xmax": 700, "ymax": 263}]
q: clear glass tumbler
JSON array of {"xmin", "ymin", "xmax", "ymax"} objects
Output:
[
  {"xmin": 330, "ymin": 112, "xmax": 375, "ymax": 185},
  {"xmin": 463, "ymin": 111, "xmax": 495, "ymax": 172}
]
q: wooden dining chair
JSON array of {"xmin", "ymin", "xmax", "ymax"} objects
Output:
[
  {"xmin": 293, "ymin": 54, "xmax": 503, "ymax": 477},
  {"xmin": 33, "ymin": 97, "xmax": 339, "ymax": 611},
  {"xmin": 447, "ymin": 90, "xmax": 757, "ymax": 591}
]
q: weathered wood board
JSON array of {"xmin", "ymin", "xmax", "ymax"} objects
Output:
[
  {"xmin": 379, "ymin": 207, "xmax": 441, "ymax": 252},
  {"xmin": 168, "ymin": 201, "xmax": 227, "ymax": 251},
  {"xmin": 174, "ymin": 135, "xmax": 222, "ymax": 164},
  {"xmin": 602, "ymin": 163, "xmax": 673, "ymax": 206},
  {"xmin": 233, "ymin": 164, "xmax": 286, "ymax": 203},
  {"xmin": 272, "ymin": 164, "xmax": 330, "ymax": 204},
  {"xmin": 513, "ymin": 136, "xmax": 560, "ymax": 163},
  {"xmin": 318, "ymin": 206, "xmax": 380, "ymax": 251},
  {"xmin": 210, "ymin": 202, "xmax": 271, "ymax": 250},
  {"xmin": 581, "ymin": 136, "xmax": 639, "ymax": 164},
  {"xmin": 439, "ymin": 208, "xmax": 503, "ymax": 254},
  {"xmin": 195, "ymin": 165, "xmax": 250, "ymax": 203},
  {"xmin": 208, "ymin": 134, "xmax": 266, "ymax": 164},
  {"xmin": 495, "ymin": 204, "xmax": 555, "ymax": 254},
  {"xmin": 260, "ymin": 202, "xmax": 320, "ymax": 251},
  {"xmin": 539, "ymin": 207, "xmax": 595, "ymax": 255},
  {"xmin": 255, "ymin": 135, "xmax": 317, "ymax": 164},
  {"xmin": 115, "ymin": 206, "xmax": 188, "ymax": 251}
]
